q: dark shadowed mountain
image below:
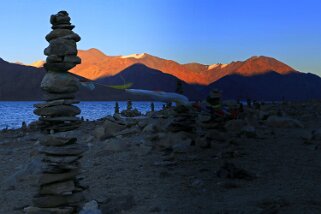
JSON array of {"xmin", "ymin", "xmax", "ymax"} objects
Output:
[
  {"xmin": 208, "ymin": 71, "xmax": 321, "ymax": 101},
  {"xmin": 0, "ymin": 58, "xmax": 45, "ymax": 100},
  {"xmin": 95, "ymin": 64, "xmax": 205, "ymax": 101}
]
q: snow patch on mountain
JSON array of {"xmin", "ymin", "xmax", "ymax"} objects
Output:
[{"xmin": 121, "ymin": 53, "xmax": 146, "ymax": 59}]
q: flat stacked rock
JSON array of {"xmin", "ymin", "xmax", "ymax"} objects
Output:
[
  {"xmin": 26, "ymin": 11, "xmax": 85, "ymax": 214},
  {"xmin": 34, "ymin": 10, "xmax": 82, "ymax": 133}
]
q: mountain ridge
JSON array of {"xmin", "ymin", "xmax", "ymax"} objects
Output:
[
  {"xmin": 25, "ymin": 48, "xmax": 297, "ymax": 85},
  {"xmin": 0, "ymin": 57, "xmax": 320, "ymax": 101}
]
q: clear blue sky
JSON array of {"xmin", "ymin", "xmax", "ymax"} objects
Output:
[{"xmin": 0, "ymin": 0, "xmax": 320, "ymax": 75}]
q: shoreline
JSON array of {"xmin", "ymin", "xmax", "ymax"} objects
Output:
[{"xmin": 1, "ymin": 102, "xmax": 321, "ymax": 213}]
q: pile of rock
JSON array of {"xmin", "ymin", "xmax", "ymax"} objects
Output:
[
  {"xmin": 120, "ymin": 100, "xmax": 142, "ymax": 117},
  {"xmin": 26, "ymin": 11, "xmax": 86, "ymax": 214},
  {"xmin": 167, "ymin": 105, "xmax": 196, "ymax": 133},
  {"xmin": 33, "ymin": 10, "xmax": 82, "ymax": 133},
  {"xmin": 26, "ymin": 136, "xmax": 86, "ymax": 213}
]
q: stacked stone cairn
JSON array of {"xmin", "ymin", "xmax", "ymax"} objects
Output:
[
  {"xmin": 167, "ymin": 105, "xmax": 196, "ymax": 133},
  {"xmin": 26, "ymin": 11, "xmax": 86, "ymax": 214},
  {"xmin": 34, "ymin": 10, "xmax": 82, "ymax": 133}
]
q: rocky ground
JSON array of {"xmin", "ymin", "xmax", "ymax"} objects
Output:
[{"xmin": 1, "ymin": 102, "xmax": 321, "ymax": 214}]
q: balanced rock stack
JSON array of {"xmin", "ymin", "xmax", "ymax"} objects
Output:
[
  {"xmin": 26, "ymin": 11, "xmax": 86, "ymax": 214},
  {"xmin": 33, "ymin": 10, "xmax": 82, "ymax": 133},
  {"xmin": 25, "ymin": 136, "xmax": 87, "ymax": 213},
  {"xmin": 167, "ymin": 105, "xmax": 196, "ymax": 133}
]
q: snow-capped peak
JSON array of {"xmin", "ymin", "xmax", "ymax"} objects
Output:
[
  {"xmin": 208, "ymin": 63, "xmax": 228, "ymax": 70},
  {"xmin": 121, "ymin": 53, "xmax": 146, "ymax": 59}
]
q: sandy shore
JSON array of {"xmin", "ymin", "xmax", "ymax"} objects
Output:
[{"xmin": 1, "ymin": 102, "xmax": 321, "ymax": 214}]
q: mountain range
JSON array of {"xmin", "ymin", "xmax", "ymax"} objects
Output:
[
  {"xmin": 30, "ymin": 48, "xmax": 297, "ymax": 85},
  {"xmin": 1, "ymin": 48, "xmax": 320, "ymax": 101}
]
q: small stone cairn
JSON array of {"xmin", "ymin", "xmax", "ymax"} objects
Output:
[
  {"xmin": 26, "ymin": 11, "xmax": 86, "ymax": 214},
  {"xmin": 167, "ymin": 105, "xmax": 196, "ymax": 133}
]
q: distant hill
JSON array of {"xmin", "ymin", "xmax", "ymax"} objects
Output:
[{"xmin": 29, "ymin": 48, "xmax": 297, "ymax": 85}]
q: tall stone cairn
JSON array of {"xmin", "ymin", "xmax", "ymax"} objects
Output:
[
  {"xmin": 34, "ymin": 10, "xmax": 82, "ymax": 132},
  {"xmin": 26, "ymin": 11, "xmax": 86, "ymax": 214}
]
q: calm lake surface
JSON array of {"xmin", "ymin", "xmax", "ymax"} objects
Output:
[{"xmin": 0, "ymin": 101, "xmax": 165, "ymax": 129}]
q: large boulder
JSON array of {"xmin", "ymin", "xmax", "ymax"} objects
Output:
[
  {"xmin": 44, "ymin": 62, "xmax": 78, "ymax": 72},
  {"xmin": 94, "ymin": 120, "xmax": 126, "ymax": 140},
  {"xmin": 41, "ymin": 71, "xmax": 80, "ymax": 93},
  {"xmin": 46, "ymin": 29, "xmax": 74, "ymax": 41},
  {"xmin": 46, "ymin": 29, "xmax": 81, "ymax": 42},
  {"xmin": 44, "ymin": 38, "xmax": 77, "ymax": 56},
  {"xmin": 34, "ymin": 105, "xmax": 80, "ymax": 117}
]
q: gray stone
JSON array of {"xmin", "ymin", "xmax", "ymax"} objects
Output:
[
  {"xmin": 46, "ymin": 29, "xmax": 74, "ymax": 42},
  {"xmin": 63, "ymin": 55, "xmax": 81, "ymax": 64},
  {"xmin": 93, "ymin": 126, "xmax": 105, "ymax": 141},
  {"xmin": 114, "ymin": 126, "xmax": 140, "ymax": 136},
  {"xmin": 44, "ymin": 162, "xmax": 79, "ymax": 172},
  {"xmin": 44, "ymin": 62, "xmax": 78, "ymax": 72},
  {"xmin": 50, "ymin": 11, "xmax": 71, "ymax": 26},
  {"xmin": 33, "ymin": 192, "xmax": 83, "ymax": 208},
  {"xmin": 34, "ymin": 105, "xmax": 80, "ymax": 117},
  {"xmin": 39, "ymin": 169, "xmax": 79, "ymax": 185},
  {"xmin": 52, "ymin": 24, "xmax": 75, "ymax": 30},
  {"xmin": 44, "ymin": 38, "xmax": 77, "ymax": 56},
  {"xmin": 93, "ymin": 120, "xmax": 126, "ymax": 140},
  {"xmin": 43, "ymin": 92, "xmax": 76, "ymax": 101},
  {"xmin": 101, "ymin": 195, "xmax": 135, "ymax": 214},
  {"xmin": 41, "ymin": 71, "xmax": 80, "ymax": 93},
  {"xmin": 39, "ymin": 180, "xmax": 75, "ymax": 195},
  {"xmin": 61, "ymin": 33, "xmax": 81, "ymax": 42},
  {"xmin": 103, "ymin": 138, "xmax": 129, "ymax": 153},
  {"xmin": 41, "ymin": 121, "xmax": 82, "ymax": 133},
  {"xmin": 24, "ymin": 206, "xmax": 74, "ymax": 214},
  {"xmin": 34, "ymin": 99, "xmax": 80, "ymax": 108},
  {"xmin": 142, "ymin": 124, "xmax": 157, "ymax": 133},
  {"xmin": 43, "ymin": 155, "xmax": 80, "ymax": 164},
  {"xmin": 39, "ymin": 116, "xmax": 80, "ymax": 122},
  {"xmin": 40, "ymin": 135, "xmax": 77, "ymax": 146},
  {"xmin": 39, "ymin": 144, "xmax": 87, "ymax": 156},
  {"xmin": 46, "ymin": 55, "xmax": 64, "ymax": 63},
  {"xmin": 156, "ymin": 132, "xmax": 192, "ymax": 150},
  {"xmin": 80, "ymin": 200, "xmax": 102, "ymax": 214}
]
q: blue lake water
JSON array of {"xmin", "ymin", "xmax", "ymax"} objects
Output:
[{"xmin": 0, "ymin": 101, "xmax": 165, "ymax": 129}]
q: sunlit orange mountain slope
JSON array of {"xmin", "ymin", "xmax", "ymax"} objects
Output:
[{"xmin": 30, "ymin": 48, "xmax": 297, "ymax": 85}]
